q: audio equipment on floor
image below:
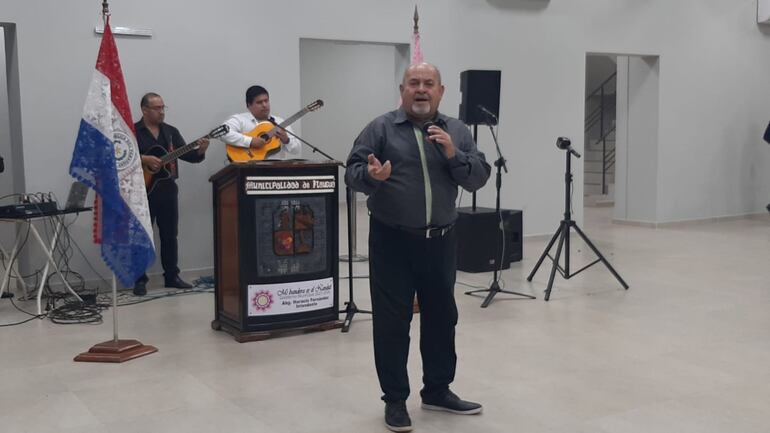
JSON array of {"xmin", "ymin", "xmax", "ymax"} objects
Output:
[{"xmin": 456, "ymin": 207, "xmax": 522, "ymax": 273}]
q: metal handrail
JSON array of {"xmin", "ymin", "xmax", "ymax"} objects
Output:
[
  {"xmin": 585, "ymin": 71, "xmax": 618, "ymax": 195},
  {"xmin": 597, "ymin": 125, "xmax": 616, "ymax": 144},
  {"xmin": 586, "ymin": 72, "xmax": 617, "ymax": 100},
  {"xmin": 585, "ymin": 108, "xmax": 602, "ymax": 130}
]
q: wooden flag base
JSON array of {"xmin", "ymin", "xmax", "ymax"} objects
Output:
[{"xmin": 74, "ymin": 339, "xmax": 157, "ymax": 363}]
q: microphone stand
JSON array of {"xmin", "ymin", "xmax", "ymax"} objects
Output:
[
  {"xmin": 271, "ymin": 124, "xmax": 337, "ymax": 161},
  {"xmin": 271, "ymin": 123, "xmax": 371, "ymax": 331},
  {"xmin": 464, "ymin": 116, "xmax": 536, "ymax": 307},
  {"xmin": 340, "ymin": 185, "xmax": 371, "ymax": 332},
  {"xmin": 471, "ymin": 125, "xmax": 478, "ymax": 211}
]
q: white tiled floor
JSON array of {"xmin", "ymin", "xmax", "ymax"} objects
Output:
[{"xmin": 1, "ymin": 205, "xmax": 769, "ymax": 432}]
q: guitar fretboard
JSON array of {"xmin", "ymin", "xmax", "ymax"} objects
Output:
[
  {"xmin": 277, "ymin": 108, "xmax": 310, "ymax": 129},
  {"xmin": 160, "ymin": 142, "xmax": 198, "ymax": 164}
]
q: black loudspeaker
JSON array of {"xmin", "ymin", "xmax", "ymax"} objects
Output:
[
  {"xmin": 459, "ymin": 70, "xmax": 501, "ymax": 126},
  {"xmin": 456, "ymin": 207, "xmax": 522, "ymax": 273}
]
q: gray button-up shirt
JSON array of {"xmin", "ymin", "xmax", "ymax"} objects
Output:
[{"xmin": 345, "ymin": 108, "xmax": 491, "ymax": 229}]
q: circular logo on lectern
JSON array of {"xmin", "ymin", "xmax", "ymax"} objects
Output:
[{"xmin": 252, "ymin": 290, "xmax": 274, "ymax": 312}]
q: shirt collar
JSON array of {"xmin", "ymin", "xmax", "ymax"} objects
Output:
[
  {"xmin": 137, "ymin": 118, "xmax": 164, "ymax": 132},
  {"xmin": 394, "ymin": 107, "xmax": 449, "ymax": 126}
]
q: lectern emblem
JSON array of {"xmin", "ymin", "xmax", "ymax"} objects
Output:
[
  {"xmin": 251, "ymin": 290, "xmax": 273, "ymax": 312},
  {"xmin": 273, "ymin": 203, "xmax": 315, "ymax": 256}
]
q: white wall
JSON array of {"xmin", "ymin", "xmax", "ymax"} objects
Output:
[
  {"xmin": 615, "ymin": 56, "xmax": 660, "ymax": 223},
  {"xmin": 3, "ymin": 0, "xmax": 770, "ymax": 281},
  {"xmin": 299, "ymin": 38, "xmax": 407, "ymax": 201}
]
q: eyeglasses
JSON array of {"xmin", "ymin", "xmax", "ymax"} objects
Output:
[{"xmin": 147, "ymin": 105, "xmax": 168, "ymax": 112}]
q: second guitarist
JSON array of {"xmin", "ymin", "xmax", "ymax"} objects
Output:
[
  {"xmin": 220, "ymin": 85, "xmax": 301, "ymax": 160},
  {"xmin": 134, "ymin": 92, "xmax": 209, "ymax": 296}
]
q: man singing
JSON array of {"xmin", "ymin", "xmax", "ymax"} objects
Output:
[{"xmin": 345, "ymin": 63, "xmax": 491, "ymax": 432}]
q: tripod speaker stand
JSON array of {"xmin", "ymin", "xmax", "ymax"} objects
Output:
[
  {"xmin": 527, "ymin": 137, "xmax": 629, "ymax": 301},
  {"xmin": 464, "ymin": 114, "xmax": 535, "ymax": 307}
]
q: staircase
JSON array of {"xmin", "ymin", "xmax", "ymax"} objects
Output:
[{"xmin": 584, "ymin": 72, "xmax": 616, "ymax": 205}]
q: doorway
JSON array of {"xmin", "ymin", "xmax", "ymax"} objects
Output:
[{"xmin": 584, "ymin": 53, "xmax": 660, "ymax": 225}]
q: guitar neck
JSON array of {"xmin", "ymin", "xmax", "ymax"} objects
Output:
[
  {"xmin": 277, "ymin": 107, "xmax": 310, "ymax": 129},
  {"xmin": 160, "ymin": 141, "xmax": 199, "ymax": 164}
]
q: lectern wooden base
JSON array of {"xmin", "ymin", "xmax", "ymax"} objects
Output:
[
  {"xmin": 74, "ymin": 339, "xmax": 158, "ymax": 363},
  {"xmin": 212, "ymin": 319, "xmax": 343, "ymax": 343}
]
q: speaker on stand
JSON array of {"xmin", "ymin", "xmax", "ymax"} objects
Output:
[
  {"xmin": 459, "ymin": 70, "xmax": 501, "ymax": 127},
  {"xmin": 459, "ymin": 70, "xmax": 501, "ymax": 211},
  {"xmin": 458, "ymin": 70, "xmax": 534, "ymax": 306}
]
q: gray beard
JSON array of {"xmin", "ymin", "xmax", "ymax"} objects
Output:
[{"xmin": 411, "ymin": 103, "xmax": 431, "ymax": 115}]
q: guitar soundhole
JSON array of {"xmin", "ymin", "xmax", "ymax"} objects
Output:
[{"xmin": 259, "ymin": 133, "xmax": 271, "ymax": 142}]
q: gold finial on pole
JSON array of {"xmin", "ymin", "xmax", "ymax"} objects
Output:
[{"xmin": 413, "ymin": 5, "xmax": 419, "ymax": 34}]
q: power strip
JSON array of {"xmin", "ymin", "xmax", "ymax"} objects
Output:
[{"xmin": 0, "ymin": 201, "xmax": 58, "ymax": 218}]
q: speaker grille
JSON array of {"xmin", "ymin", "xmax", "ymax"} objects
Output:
[{"xmin": 459, "ymin": 70, "xmax": 501, "ymax": 125}]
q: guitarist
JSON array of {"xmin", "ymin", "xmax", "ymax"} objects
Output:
[
  {"xmin": 133, "ymin": 92, "xmax": 210, "ymax": 296},
  {"xmin": 220, "ymin": 85, "xmax": 301, "ymax": 160}
]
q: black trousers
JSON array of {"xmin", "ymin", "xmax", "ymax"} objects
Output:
[
  {"xmin": 136, "ymin": 182, "xmax": 179, "ymax": 284},
  {"xmin": 368, "ymin": 217, "xmax": 458, "ymax": 403}
]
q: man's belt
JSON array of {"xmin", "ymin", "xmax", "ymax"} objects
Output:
[{"xmin": 394, "ymin": 223, "xmax": 455, "ymax": 239}]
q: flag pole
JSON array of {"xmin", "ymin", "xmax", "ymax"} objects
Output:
[
  {"xmin": 73, "ymin": 0, "xmax": 157, "ymax": 362},
  {"xmin": 410, "ymin": 5, "xmax": 423, "ymax": 314},
  {"xmin": 112, "ymin": 274, "xmax": 119, "ymax": 342},
  {"xmin": 74, "ymin": 273, "xmax": 156, "ymax": 362}
]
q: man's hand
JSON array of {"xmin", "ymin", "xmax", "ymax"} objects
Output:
[
  {"xmin": 367, "ymin": 154, "xmax": 391, "ymax": 181},
  {"xmin": 426, "ymin": 125, "xmax": 456, "ymax": 159},
  {"xmin": 274, "ymin": 127, "xmax": 290, "ymax": 144},
  {"xmin": 142, "ymin": 155, "xmax": 163, "ymax": 172},
  {"xmin": 196, "ymin": 137, "xmax": 210, "ymax": 154},
  {"xmin": 250, "ymin": 135, "xmax": 267, "ymax": 149}
]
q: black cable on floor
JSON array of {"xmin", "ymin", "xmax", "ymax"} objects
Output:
[{"xmin": 0, "ymin": 297, "xmax": 47, "ymax": 327}]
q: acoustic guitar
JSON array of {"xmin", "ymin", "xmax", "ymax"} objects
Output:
[
  {"xmin": 142, "ymin": 124, "xmax": 229, "ymax": 194},
  {"xmin": 225, "ymin": 99, "xmax": 323, "ymax": 162}
]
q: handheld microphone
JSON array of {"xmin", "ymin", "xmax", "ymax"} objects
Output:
[
  {"xmin": 422, "ymin": 120, "xmax": 447, "ymax": 156},
  {"xmin": 476, "ymin": 104, "xmax": 498, "ymax": 123},
  {"xmin": 422, "ymin": 121, "xmax": 438, "ymax": 141},
  {"xmin": 556, "ymin": 137, "xmax": 581, "ymax": 158}
]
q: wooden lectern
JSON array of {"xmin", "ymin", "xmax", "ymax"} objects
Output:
[{"xmin": 209, "ymin": 161, "xmax": 343, "ymax": 342}]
